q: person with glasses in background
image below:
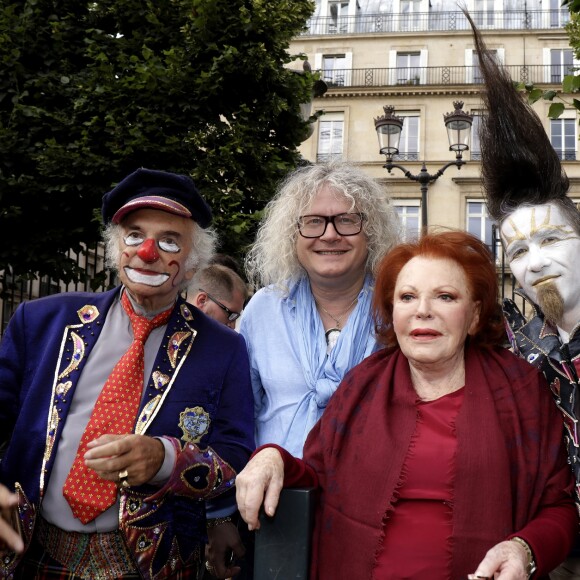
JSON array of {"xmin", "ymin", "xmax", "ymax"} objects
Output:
[
  {"xmin": 186, "ymin": 264, "xmax": 250, "ymax": 580},
  {"xmin": 240, "ymin": 160, "xmax": 401, "ymax": 458},
  {"xmin": 188, "ymin": 264, "xmax": 248, "ymax": 330}
]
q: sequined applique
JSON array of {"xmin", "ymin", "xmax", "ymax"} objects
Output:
[
  {"xmin": 551, "ymin": 377, "xmax": 561, "ymax": 399},
  {"xmin": 55, "ymin": 381, "xmax": 72, "ymax": 403},
  {"xmin": 127, "ymin": 498, "xmax": 142, "ymax": 516},
  {"xmin": 77, "ymin": 305, "xmax": 99, "ymax": 324},
  {"xmin": 40, "ymin": 407, "xmax": 60, "ymax": 491},
  {"xmin": 561, "ymin": 360, "xmax": 577, "ymax": 385},
  {"xmin": 135, "ymin": 396, "xmax": 162, "ymax": 435},
  {"xmin": 526, "ymin": 352, "xmax": 539, "ymax": 364},
  {"xmin": 563, "ymin": 412, "xmax": 579, "ymax": 447},
  {"xmin": 167, "ymin": 332, "xmax": 192, "ymax": 368},
  {"xmin": 176, "ymin": 451, "xmax": 235, "ymax": 497},
  {"xmin": 178, "ymin": 407, "xmax": 210, "ymax": 444},
  {"xmin": 136, "ymin": 533, "xmax": 154, "ymax": 553},
  {"xmin": 180, "ymin": 303, "xmax": 194, "ymax": 321},
  {"xmin": 58, "ymin": 333, "xmax": 85, "ymax": 380},
  {"xmin": 152, "ymin": 371, "xmax": 170, "ymax": 390}
]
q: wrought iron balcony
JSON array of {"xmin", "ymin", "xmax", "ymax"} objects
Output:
[
  {"xmin": 301, "ymin": 9, "xmax": 569, "ymax": 36},
  {"xmin": 319, "ymin": 65, "xmax": 575, "ymax": 88}
]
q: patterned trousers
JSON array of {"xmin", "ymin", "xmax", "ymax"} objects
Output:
[{"xmin": 17, "ymin": 535, "xmax": 198, "ymax": 580}]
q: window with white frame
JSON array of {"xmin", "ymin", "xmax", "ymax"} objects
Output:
[
  {"xmin": 474, "ymin": 0, "xmax": 495, "ymax": 26},
  {"xmin": 322, "ymin": 54, "xmax": 347, "ymax": 86},
  {"xmin": 394, "ymin": 200, "xmax": 421, "ymax": 241},
  {"xmin": 328, "ymin": 1, "xmax": 349, "ymax": 33},
  {"xmin": 550, "ymin": 116, "xmax": 576, "ymax": 161},
  {"xmin": 400, "ymin": 0, "xmax": 422, "ymax": 30},
  {"xmin": 472, "ymin": 49, "xmax": 497, "ymax": 83},
  {"xmin": 466, "ymin": 200, "xmax": 494, "ymax": 253},
  {"xmin": 467, "ymin": 48, "xmax": 503, "ymax": 83},
  {"xmin": 315, "ymin": 52, "xmax": 352, "ymax": 87},
  {"xmin": 395, "ymin": 113, "xmax": 420, "ymax": 161},
  {"xmin": 396, "ymin": 52, "xmax": 421, "ymax": 85},
  {"xmin": 550, "ymin": 0, "xmax": 570, "ymax": 27},
  {"xmin": 317, "ymin": 112, "xmax": 344, "ymax": 162},
  {"xmin": 389, "ymin": 50, "xmax": 427, "ymax": 84},
  {"xmin": 550, "ymin": 49, "xmax": 574, "ymax": 84},
  {"xmin": 470, "ymin": 113, "xmax": 482, "ymax": 160}
]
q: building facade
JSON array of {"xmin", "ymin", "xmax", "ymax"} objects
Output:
[{"xmin": 291, "ymin": 0, "xmax": 579, "ymax": 256}]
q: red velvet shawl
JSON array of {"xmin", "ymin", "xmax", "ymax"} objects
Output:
[{"xmin": 277, "ymin": 344, "xmax": 577, "ymax": 579}]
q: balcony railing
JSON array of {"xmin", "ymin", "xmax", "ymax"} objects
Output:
[
  {"xmin": 316, "ymin": 153, "xmax": 343, "ymax": 162},
  {"xmin": 557, "ymin": 149, "xmax": 577, "ymax": 160},
  {"xmin": 302, "ymin": 9, "xmax": 570, "ymax": 35},
  {"xmin": 319, "ymin": 65, "xmax": 575, "ymax": 88}
]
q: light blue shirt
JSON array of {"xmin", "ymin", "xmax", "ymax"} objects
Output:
[{"xmin": 239, "ymin": 277, "xmax": 379, "ymax": 458}]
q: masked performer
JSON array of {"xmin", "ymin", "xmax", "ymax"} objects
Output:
[{"xmin": 467, "ymin": 12, "xmax": 580, "ymax": 578}]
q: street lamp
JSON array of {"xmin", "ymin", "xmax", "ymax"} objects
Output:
[{"xmin": 374, "ymin": 101, "xmax": 474, "ymax": 227}]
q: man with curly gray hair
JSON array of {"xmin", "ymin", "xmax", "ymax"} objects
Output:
[{"xmin": 241, "ymin": 160, "xmax": 401, "ymax": 457}]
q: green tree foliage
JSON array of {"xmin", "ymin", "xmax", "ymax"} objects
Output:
[
  {"xmin": 0, "ymin": 0, "xmax": 316, "ymax": 284},
  {"xmin": 563, "ymin": 0, "xmax": 580, "ymax": 17},
  {"xmin": 518, "ymin": 5, "xmax": 580, "ymax": 118}
]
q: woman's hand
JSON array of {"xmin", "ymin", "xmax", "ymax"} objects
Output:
[
  {"xmin": 235, "ymin": 448, "xmax": 284, "ymax": 531},
  {"xmin": 471, "ymin": 539, "xmax": 530, "ymax": 579}
]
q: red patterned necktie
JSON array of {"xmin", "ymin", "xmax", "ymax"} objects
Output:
[{"xmin": 63, "ymin": 291, "xmax": 172, "ymax": 524}]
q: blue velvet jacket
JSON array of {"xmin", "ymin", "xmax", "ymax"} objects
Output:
[{"xmin": 0, "ymin": 287, "xmax": 254, "ymax": 579}]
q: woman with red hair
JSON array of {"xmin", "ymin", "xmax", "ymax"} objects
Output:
[{"xmin": 236, "ymin": 230, "xmax": 577, "ymax": 579}]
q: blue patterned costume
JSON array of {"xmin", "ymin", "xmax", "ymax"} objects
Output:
[{"xmin": 0, "ymin": 287, "xmax": 254, "ymax": 579}]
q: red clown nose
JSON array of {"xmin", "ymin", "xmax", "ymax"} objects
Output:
[{"xmin": 137, "ymin": 238, "xmax": 160, "ymax": 263}]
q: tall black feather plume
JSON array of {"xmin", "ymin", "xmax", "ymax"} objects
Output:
[{"xmin": 465, "ymin": 10, "xmax": 570, "ymax": 222}]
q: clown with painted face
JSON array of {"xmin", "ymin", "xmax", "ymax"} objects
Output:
[
  {"xmin": 115, "ymin": 209, "xmax": 197, "ymax": 311},
  {"xmin": 469, "ymin": 13, "xmax": 580, "ymax": 577},
  {"xmin": 0, "ymin": 168, "xmax": 254, "ymax": 579}
]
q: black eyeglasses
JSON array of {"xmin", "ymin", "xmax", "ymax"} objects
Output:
[
  {"xmin": 199, "ymin": 289, "xmax": 240, "ymax": 321},
  {"xmin": 297, "ymin": 213, "xmax": 366, "ymax": 239}
]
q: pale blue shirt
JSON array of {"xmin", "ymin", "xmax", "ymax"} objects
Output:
[{"xmin": 239, "ymin": 279, "xmax": 378, "ymax": 458}]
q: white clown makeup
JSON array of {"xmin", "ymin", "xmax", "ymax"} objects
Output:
[
  {"xmin": 123, "ymin": 268, "xmax": 170, "ymax": 287},
  {"xmin": 118, "ymin": 208, "xmax": 195, "ymax": 312},
  {"xmin": 500, "ymin": 202, "xmax": 580, "ymax": 332}
]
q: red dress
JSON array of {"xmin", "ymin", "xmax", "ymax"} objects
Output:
[
  {"xmin": 274, "ymin": 346, "xmax": 577, "ymax": 578},
  {"xmin": 374, "ymin": 388, "xmax": 464, "ymax": 578}
]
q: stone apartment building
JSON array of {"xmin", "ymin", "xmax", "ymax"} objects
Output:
[{"xmin": 290, "ymin": 0, "xmax": 579, "ymax": 256}]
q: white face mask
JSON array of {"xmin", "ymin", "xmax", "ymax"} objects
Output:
[{"xmin": 501, "ymin": 202, "xmax": 580, "ymax": 326}]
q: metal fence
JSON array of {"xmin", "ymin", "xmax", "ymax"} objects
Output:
[
  {"xmin": 320, "ymin": 64, "xmax": 572, "ymax": 88},
  {"xmin": 302, "ymin": 9, "xmax": 569, "ymax": 36},
  {"xmin": 0, "ymin": 242, "xmax": 118, "ymax": 336}
]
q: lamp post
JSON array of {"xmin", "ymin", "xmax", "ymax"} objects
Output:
[{"xmin": 374, "ymin": 101, "xmax": 474, "ymax": 227}]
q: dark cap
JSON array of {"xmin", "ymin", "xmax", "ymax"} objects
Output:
[{"xmin": 101, "ymin": 168, "xmax": 212, "ymax": 228}]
